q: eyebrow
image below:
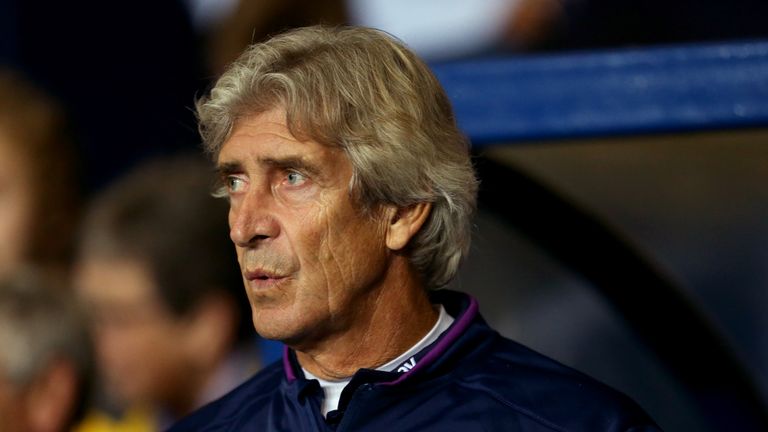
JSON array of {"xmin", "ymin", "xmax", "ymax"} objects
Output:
[
  {"xmin": 216, "ymin": 156, "xmax": 322, "ymax": 178},
  {"xmin": 216, "ymin": 161, "xmax": 243, "ymax": 177},
  {"xmin": 262, "ymin": 156, "xmax": 322, "ymax": 177}
]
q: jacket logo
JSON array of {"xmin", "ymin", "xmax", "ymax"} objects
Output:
[{"xmin": 397, "ymin": 357, "xmax": 416, "ymax": 373}]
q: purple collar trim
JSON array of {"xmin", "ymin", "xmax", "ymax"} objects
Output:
[
  {"xmin": 283, "ymin": 344, "xmax": 297, "ymax": 382},
  {"xmin": 381, "ymin": 294, "xmax": 479, "ymax": 386},
  {"xmin": 282, "ymin": 293, "xmax": 479, "ymax": 385}
]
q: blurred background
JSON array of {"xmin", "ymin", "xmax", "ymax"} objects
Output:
[{"xmin": 1, "ymin": 0, "xmax": 767, "ymax": 431}]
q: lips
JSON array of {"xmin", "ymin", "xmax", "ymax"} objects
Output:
[
  {"xmin": 241, "ymin": 252, "xmax": 295, "ymax": 289},
  {"xmin": 243, "ymin": 269, "xmax": 291, "ymax": 291},
  {"xmin": 244, "ymin": 269, "xmax": 286, "ymax": 281}
]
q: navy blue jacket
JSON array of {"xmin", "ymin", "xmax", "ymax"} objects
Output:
[{"xmin": 170, "ymin": 290, "xmax": 661, "ymax": 431}]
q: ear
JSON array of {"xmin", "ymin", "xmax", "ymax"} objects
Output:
[{"xmin": 385, "ymin": 202, "xmax": 432, "ymax": 251}]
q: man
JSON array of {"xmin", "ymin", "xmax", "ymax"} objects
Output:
[
  {"xmin": 74, "ymin": 155, "xmax": 260, "ymax": 431},
  {"xmin": 172, "ymin": 26, "xmax": 660, "ymax": 431},
  {"xmin": 0, "ymin": 269, "xmax": 94, "ymax": 432}
]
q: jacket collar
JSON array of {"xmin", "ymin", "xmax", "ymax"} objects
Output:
[{"xmin": 282, "ymin": 289, "xmax": 480, "ymax": 386}]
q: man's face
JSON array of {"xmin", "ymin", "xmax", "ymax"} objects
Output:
[
  {"xmin": 218, "ymin": 108, "xmax": 392, "ymax": 347},
  {"xmin": 74, "ymin": 257, "xmax": 193, "ymax": 406}
]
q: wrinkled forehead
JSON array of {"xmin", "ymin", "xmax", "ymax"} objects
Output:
[
  {"xmin": 222, "ymin": 105, "xmax": 344, "ymax": 161},
  {"xmin": 225, "ymin": 85, "xmax": 341, "ymax": 149},
  {"xmin": 219, "ymin": 109, "xmax": 347, "ymax": 175}
]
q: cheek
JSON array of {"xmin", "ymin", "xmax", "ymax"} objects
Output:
[
  {"xmin": 312, "ymin": 207, "xmax": 389, "ymax": 290},
  {"xmin": 306, "ymin": 208, "xmax": 348, "ymax": 270},
  {"xmin": 275, "ymin": 182, "xmax": 321, "ymax": 208}
]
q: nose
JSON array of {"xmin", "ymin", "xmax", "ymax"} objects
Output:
[{"xmin": 229, "ymin": 189, "xmax": 281, "ymax": 247}]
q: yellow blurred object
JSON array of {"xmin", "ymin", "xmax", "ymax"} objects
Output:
[{"xmin": 72, "ymin": 406, "xmax": 157, "ymax": 432}]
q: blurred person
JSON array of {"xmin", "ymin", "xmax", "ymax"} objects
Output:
[
  {"xmin": 350, "ymin": 0, "xmax": 768, "ymax": 55},
  {"xmin": 347, "ymin": 0, "xmax": 563, "ymax": 58},
  {"xmin": 171, "ymin": 26, "xmax": 660, "ymax": 431},
  {"xmin": 200, "ymin": 0, "xmax": 768, "ymax": 71},
  {"xmin": 202, "ymin": 0, "xmax": 558, "ymax": 72},
  {"xmin": 203, "ymin": 0, "xmax": 347, "ymax": 74},
  {"xmin": 516, "ymin": 0, "xmax": 768, "ymax": 50},
  {"xmin": 0, "ymin": 268, "xmax": 94, "ymax": 432},
  {"xmin": 73, "ymin": 155, "xmax": 258, "ymax": 431},
  {"xmin": 0, "ymin": 68, "xmax": 81, "ymax": 280}
]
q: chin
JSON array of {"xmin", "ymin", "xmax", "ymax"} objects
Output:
[
  {"xmin": 252, "ymin": 314, "xmax": 297, "ymax": 341},
  {"xmin": 252, "ymin": 313, "xmax": 317, "ymax": 346},
  {"xmin": 253, "ymin": 326, "xmax": 288, "ymax": 341}
]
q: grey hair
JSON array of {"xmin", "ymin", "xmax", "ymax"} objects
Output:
[{"xmin": 197, "ymin": 25, "xmax": 478, "ymax": 289}]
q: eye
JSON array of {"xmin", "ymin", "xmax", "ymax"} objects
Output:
[
  {"xmin": 285, "ymin": 171, "xmax": 307, "ymax": 186},
  {"xmin": 227, "ymin": 176, "xmax": 246, "ymax": 193}
]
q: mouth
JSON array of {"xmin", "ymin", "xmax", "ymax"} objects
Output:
[{"xmin": 244, "ymin": 270, "xmax": 289, "ymax": 289}]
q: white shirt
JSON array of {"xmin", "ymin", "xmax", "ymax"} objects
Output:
[{"xmin": 302, "ymin": 305, "xmax": 455, "ymax": 417}]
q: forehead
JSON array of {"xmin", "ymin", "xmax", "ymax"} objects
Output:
[
  {"xmin": 219, "ymin": 108, "xmax": 345, "ymax": 168},
  {"xmin": 75, "ymin": 257, "xmax": 157, "ymax": 305}
]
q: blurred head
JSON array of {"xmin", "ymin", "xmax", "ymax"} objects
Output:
[
  {"xmin": 74, "ymin": 154, "xmax": 247, "ymax": 415},
  {"xmin": 0, "ymin": 69, "xmax": 81, "ymax": 279},
  {"xmin": 197, "ymin": 25, "xmax": 478, "ymax": 291},
  {"xmin": 0, "ymin": 269, "xmax": 93, "ymax": 432}
]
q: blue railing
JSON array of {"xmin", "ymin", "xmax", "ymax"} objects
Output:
[{"xmin": 433, "ymin": 40, "xmax": 768, "ymax": 145}]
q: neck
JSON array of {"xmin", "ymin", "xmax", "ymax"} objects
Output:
[{"xmin": 294, "ymin": 260, "xmax": 437, "ymax": 380}]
